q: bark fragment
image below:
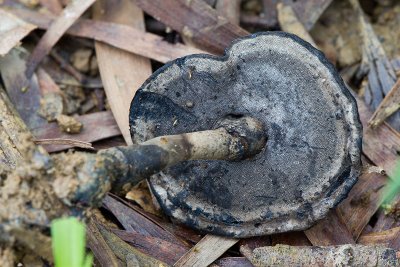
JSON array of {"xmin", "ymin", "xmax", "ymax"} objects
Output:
[{"xmin": 242, "ymin": 244, "xmax": 400, "ymax": 267}]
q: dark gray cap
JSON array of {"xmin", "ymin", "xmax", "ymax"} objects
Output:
[{"xmin": 129, "ymin": 32, "xmax": 362, "ymax": 237}]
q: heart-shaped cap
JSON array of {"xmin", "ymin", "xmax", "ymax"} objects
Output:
[{"xmin": 129, "ymin": 32, "xmax": 362, "ymax": 237}]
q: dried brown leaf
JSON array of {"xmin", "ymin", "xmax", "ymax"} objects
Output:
[{"xmin": 0, "ymin": 9, "xmax": 36, "ymax": 56}]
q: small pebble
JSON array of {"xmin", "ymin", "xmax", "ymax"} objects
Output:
[{"xmin": 185, "ymin": 101, "xmax": 194, "ymax": 108}]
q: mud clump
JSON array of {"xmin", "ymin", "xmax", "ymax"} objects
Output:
[
  {"xmin": 0, "ymin": 134, "xmax": 94, "ymax": 261},
  {"xmin": 56, "ymin": 114, "xmax": 83, "ymax": 133},
  {"xmin": 0, "ymin": 247, "xmax": 15, "ymax": 267}
]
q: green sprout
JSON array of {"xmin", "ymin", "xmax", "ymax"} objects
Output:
[
  {"xmin": 381, "ymin": 162, "xmax": 400, "ymax": 214},
  {"xmin": 51, "ymin": 217, "xmax": 93, "ymax": 267}
]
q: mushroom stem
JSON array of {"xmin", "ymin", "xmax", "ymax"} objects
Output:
[{"xmin": 69, "ymin": 116, "xmax": 266, "ymax": 205}]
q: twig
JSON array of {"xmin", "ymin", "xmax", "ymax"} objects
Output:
[
  {"xmin": 33, "ymin": 138, "xmax": 94, "ymax": 150},
  {"xmin": 32, "ymin": 111, "xmax": 121, "ymax": 152}
]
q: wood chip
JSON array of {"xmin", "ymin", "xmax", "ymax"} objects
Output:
[
  {"xmin": 243, "ymin": 0, "xmax": 333, "ymax": 30},
  {"xmin": 373, "ymin": 193, "xmax": 400, "ymax": 232},
  {"xmin": 174, "ymin": 234, "xmax": 238, "ymax": 267},
  {"xmin": 25, "ymin": 0, "xmax": 96, "ymax": 78},
  {"xmin": 0, "ymin": 9, "xmax": 36, "ymax": 56}
]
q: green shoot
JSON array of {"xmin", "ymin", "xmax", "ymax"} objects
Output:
[
  {"xmin": 51, "ymin": 217, "xmax": 93, "ymax": 267},
  {"xmin": 381, "ymin": 162, "xmax": 400, "ymax": 210}
]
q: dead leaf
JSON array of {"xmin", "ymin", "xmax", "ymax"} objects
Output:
[{"xmin": 0, "ymin": 9, "xmax": 36, "ymax": 56}]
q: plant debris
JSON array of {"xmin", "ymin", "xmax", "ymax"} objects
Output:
[{"xmin": 1, "ymin": 0, "xmax": 400, "ymax": 266}]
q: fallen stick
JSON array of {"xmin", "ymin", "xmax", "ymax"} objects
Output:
[
  {"xmin": 240, "ymin": 245, "xmax": 400, "ymax": 267},
  {"xmin": 33, "ymin": 138, "xmax": 94, "ymax": 150},
  {"xmin": 241, "ymin": 244, "xmax": 400, "ymax": 267}
]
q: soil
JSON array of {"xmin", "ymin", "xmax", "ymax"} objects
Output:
[{"xmin": 56, "ymin": 114, "xmax": 83, "ymax": 133}]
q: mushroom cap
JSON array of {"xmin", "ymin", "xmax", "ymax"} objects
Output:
[{"xmin": 129, "ymin": 32, "xmax": 362, "ymax": 237}]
